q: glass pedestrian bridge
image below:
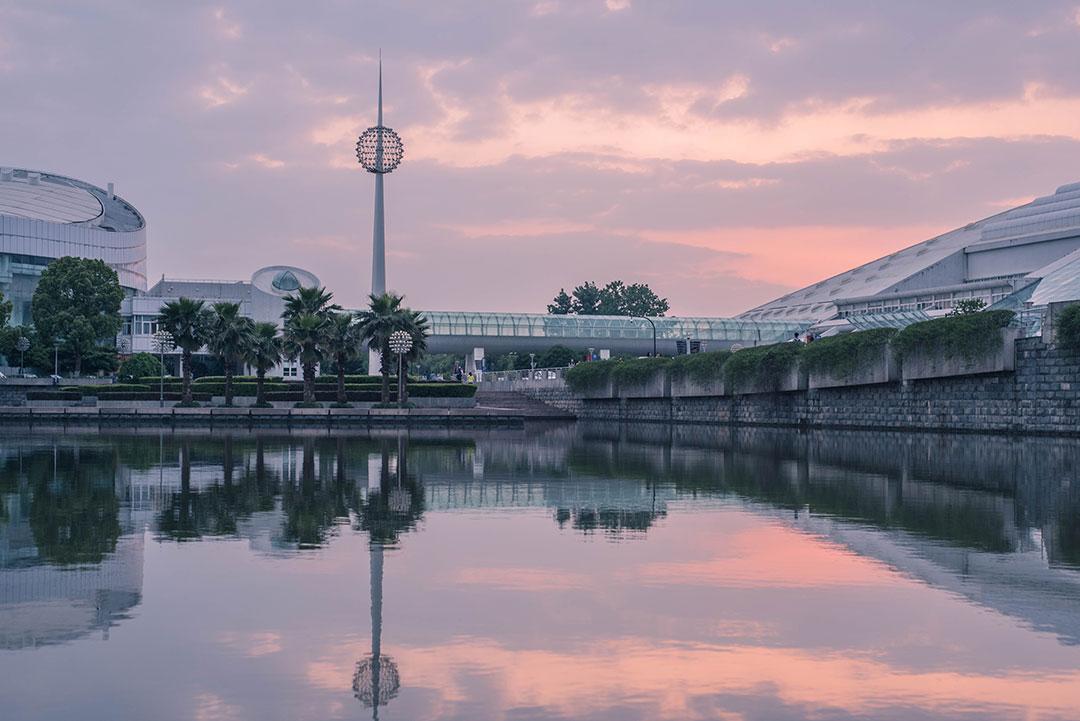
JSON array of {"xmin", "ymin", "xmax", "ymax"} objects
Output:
[{"xmin": 414, "ymin": 311, "xmax": 809, "ymax": 355}]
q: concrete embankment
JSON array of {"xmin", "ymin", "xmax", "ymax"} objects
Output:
[
  {"xmin": 502, "ymin": 336, "xmax": 1080, "ymax": 437},
  {"xmin": 0, "ymin": 406, "xmax": 569, "ymax": 429}
]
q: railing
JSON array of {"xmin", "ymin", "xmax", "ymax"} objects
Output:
[{"xmin": 481, "ymin": 367, "xmax": 569, "ymax": 383}]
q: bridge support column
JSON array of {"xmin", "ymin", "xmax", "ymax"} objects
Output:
[{"xmin": 465, "ymin": 347, "xmax": 485, "ymax": 380}]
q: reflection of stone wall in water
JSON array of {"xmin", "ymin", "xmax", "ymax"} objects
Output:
[{"xmin": 574, "ymin": 421, "xmax": 1080, "ymax": 645}]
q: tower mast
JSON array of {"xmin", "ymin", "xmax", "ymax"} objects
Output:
[{"xmin": 371, "ymin": 54, "xmax": 386, "ymax": 297}]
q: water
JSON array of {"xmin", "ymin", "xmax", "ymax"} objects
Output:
[{"xmin": 2, "ymin": 423, "xmax": 1080, "ymax": 721}]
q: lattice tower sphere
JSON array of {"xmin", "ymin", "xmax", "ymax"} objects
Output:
[
  {"xmin": 353, "ymin": 656, "xmax": 401, "ymax": 706},
  {"xmin": 389, "ymin": 330, "xmax": 413, "ymax": 354},
  {"xmin": 356, "ymin": 126, "xmax": 405, "ymax": 174}
]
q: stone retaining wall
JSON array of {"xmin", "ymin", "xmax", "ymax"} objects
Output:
[{"xmin": 571, "ymin": 338, "xmax": 1080, "ymax": 435}]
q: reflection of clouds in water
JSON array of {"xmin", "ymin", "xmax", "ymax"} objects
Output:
[
  {"xmin": 631, "ymin": 524, "xmax": 905, "ymax": 589},
  {"xmin": 216, "ymin": 630, "xmax": 283, "ymax": 657},
  {"xmin": 304, "ymin": 636, "xmax": 1080, "ymax": 720},
  {"xmin": 452, "ymin": 566, "xmax": 590, "ymax": 591},
  {"xmin": 194, "ymin": 692, "xmax": 242, "ymax": 721}
]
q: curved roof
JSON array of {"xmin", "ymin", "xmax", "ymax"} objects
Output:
[
  {"xmin": 740, "ymin": 180, "xmax": 1080, "ymax": 322},
  {"xmin": 0, "ymin": 167, "xmax": 144, "ymax": 231}
]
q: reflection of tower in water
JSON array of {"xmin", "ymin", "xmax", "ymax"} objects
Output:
[{"xmin": 353, "ymin": 437, "xmax": 422, "ymax": 717}]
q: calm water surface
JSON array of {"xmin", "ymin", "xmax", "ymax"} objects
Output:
[{"xmin": 2, "ymin": 423, "xmax": 1080, "ymax": 721}]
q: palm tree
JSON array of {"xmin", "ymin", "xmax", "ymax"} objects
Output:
[
  {"xmin": 356, "ymin": 293, "xmax": 406, "ymax": 404},
  {"xmin": 395, "ymin": 311, "xmax": 430, "ymax": 404},
  {"xmin": 282, "ymin": 313, "xmax": 327, "ymax": 404},
  {"xmin": 245, "ymin": 322, "xmax": 282, "ymax": 407},
  {"xmin": 208, "ymin": 302, "xmax": 254, "ymax": 406},
  {"xmin": 324, "ymin": 312, "xmax": 363, "ymax": 405},
  {"xmin": 281, "ymin": 286, "xmax": 339, "ymax": 405},
  {"xmin": 158, "ymin": 298, "xmax": 211, "ymax": 405},
  {"xmin": 283, "ymin": 286, "xmax": 340, "ymax": 318}
]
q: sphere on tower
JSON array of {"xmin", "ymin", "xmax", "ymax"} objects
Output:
[{"xmin": 356, "ymin": 126, "xmax": 404, "ymax": 174}]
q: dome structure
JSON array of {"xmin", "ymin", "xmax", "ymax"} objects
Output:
[{"xmin": 0, "ymin": 166, "xmax": 147, "ymax": 325}]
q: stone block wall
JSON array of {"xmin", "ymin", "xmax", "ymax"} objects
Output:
[{"xmin": 571, "ymin": 338, "xmax": 1080, "ymax": 435}]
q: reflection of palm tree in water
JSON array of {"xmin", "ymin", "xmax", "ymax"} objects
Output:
[{"xmin": 353, "ymin": 437, "xmax": 422, "ymax": 716}]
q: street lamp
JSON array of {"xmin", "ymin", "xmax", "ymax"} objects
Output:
[
  {"xmin": 388, "ymin": 330, "xmax": 413, "ymax": 406},
  {"xmin": 53, "ymin": 336, "xmax": 66, "ymax": 378},
  {"xmin": 529, "ymin": 352, "xmax": 536, "ymax": 371},
  {"xmin": 153, "ymin": 330, "xmax": 175, "ymax": 408},
  {"xmin": 631, "ymin": 316, "xmax": 657, "ymax": 357},
  {"xmin": 15, "ymin": 336, "xmax": 29, "ymax": 376}
]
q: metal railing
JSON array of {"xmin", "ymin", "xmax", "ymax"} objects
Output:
[{"xmin": 481, "ymin": 366, "xmax": 569, "ymax": 383}]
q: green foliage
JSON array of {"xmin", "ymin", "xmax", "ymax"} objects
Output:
[
  {"xmin": 548, "ymin": 280, "xmax": 669, "ymax": 317},
  {"xmin": 1056, "ymin": 304, "xmax": 1080, "ymax": 352},
  {"xmin": 948, "ymin": 298, "xmax": 987, "ymax": 316},
  {"xmin": 158, "ymin": 297, "xmax": 213, "ymax": 403},
  {"xmin": 892, "ymin": 310, "xmax": 1014, "ymax": 361},
  {"xmin": 723, "ymin": 343, "xmax": 802, "ymax": 390},
  {"xmin": 119, "ymin": 353, "xmax": 163, "ymax": 382},
  {"xmin": 610, "ymin": 357, "xmax": 671, "ymax": 387},
  {"xmin": 801, "ymin": 329, "xmax": 897, "ymax": 379},
  {"xmin": 564, "ymin": 360, "xmax": 617, "ymax": 392},
  {"xmin": 668, "ymin": 350, "xmax": 731, "ymax": 383},
  {"xmin": 31, "ymin": 257, "xmax": 124, "ymax": 375}
]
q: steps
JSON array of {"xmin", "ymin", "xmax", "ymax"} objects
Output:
[{"xmin": 473, "ymin": 390, "xmax": 575, "ymax": 418}]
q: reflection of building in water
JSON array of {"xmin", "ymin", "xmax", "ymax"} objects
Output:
[
  {"xmin": 0, "ymin": 492, "xmax": 144, "ymax": 649},
  {"xmin": 579, "ymin": 423, "xmax": 1080, "ymax": 646},
  {"xmin": 422, "ymin": 474, "xmax": 674, "ymax": 536}
]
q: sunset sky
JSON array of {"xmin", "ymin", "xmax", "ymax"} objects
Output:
[{"xmin": 3, "ymin": 1, "xmax": 1080, "ymax": 315}]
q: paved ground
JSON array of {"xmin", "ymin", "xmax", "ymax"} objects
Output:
[{"xmin": 473, "ymin": 390, "xmax": 575, "ymax": 419}]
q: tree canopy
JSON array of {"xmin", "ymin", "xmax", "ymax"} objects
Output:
[
  {"xmin": 31, "ymin": 257, "xmax": 124, "ymax": 375},
  {"xmin": 547, "ymin": 280, "xmax": 669, "ymax": 317}
]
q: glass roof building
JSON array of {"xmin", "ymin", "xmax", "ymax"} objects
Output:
[
  {"xmin": 740, "ymin": 180, "xmax": 1080, "ymax": 330},
  {"xmin": 0, "ymin": 167, "xmax": 147, "ymax": 326}
]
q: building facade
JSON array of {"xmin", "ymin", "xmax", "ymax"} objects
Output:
[
  {"xmin": 740, "ymin": 180, "xmax": 1080, "ymax": 333},
  {"xmin": 0, "ymin": 167, "xmax": 147, "ymax": 326}
]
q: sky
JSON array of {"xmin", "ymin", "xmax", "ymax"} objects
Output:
[{"xmin": 2, "ymin": 1, "xmax": 1080, "ymax": 316}]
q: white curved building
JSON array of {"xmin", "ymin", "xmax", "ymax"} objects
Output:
[
  {"xmin": 0, "ymin": 167, "xmax": 147, "ymax": 325},
  {"xmin": 740, "ymin": 180, "xmax": 1080, "ymax": 331}
]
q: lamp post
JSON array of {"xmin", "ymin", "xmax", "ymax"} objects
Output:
[
  {"xmin": 15, "ymin": 336, "xmax": 29, "ymax": 376},
  {"xmin": 529, "ymin": 353, "xmax": 536, "ymax": 371},
  {"xmin": 53, "ymin": 336, "xmax": 65, "ymax": 378},
  {"xmin": 631, "ymin": 316, "xmax": 657, "ymax": 357},
  {"xmin": 153, "ymin": 330, "xmax": 175, "ymax": 408},
  {"xmin": 388, "ymin": 330, "xmax": 413, "ymax": 406}
]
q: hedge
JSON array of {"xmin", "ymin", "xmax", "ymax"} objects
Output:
[
  {"xmin": 668, "ymin": 350, "xmax": 731, "ymax": 383},
  {"xmin": 565, "ymin": 360, "xmax": 618, "ymax": 392},
  {"xmin": 26, "ymin": 391, "xmax": 82, "ymax": 401},
  {"xmin": 610, "ymin": 358, "xmax": 672, "ymax": 387},
  {"xmin": 723, "ymin": 342, "xmax": 801, "ymax": 389},
  {"xmin": 892, "ymin": 310, "xmax": 1014, "ymax": 361},
  {"xmin": 1057, "ymin": 304, "xmax": 1080, "ymax": 352},
  {"xmin": 800, "ymin": 328, "xmax": 897, "ymax": 379}
]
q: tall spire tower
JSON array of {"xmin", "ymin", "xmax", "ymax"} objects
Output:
[{"xmin": 356, "ymin": 54, "xmax": 405, "ymax": 372}]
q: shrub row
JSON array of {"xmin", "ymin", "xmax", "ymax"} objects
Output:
[
  {"xmin": 800, "ymin": 328, "xmax": 897, "ymax": 380},
  {"xmin": 891, "ymin": 310, "xmax": 1014, "ymax": 361},
  {"xmin": 27, "ymin": 391, "xmax": 211, "ymax": 402},
  {"xmin": 564, "ymin": 310, "xmax": 1016, "ymax": 394}
]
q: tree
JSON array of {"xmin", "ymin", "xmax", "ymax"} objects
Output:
[
  {"xmin": 396, "ymin": 310, "xmax": 430, "ymax": 404},
  {"xmin": 158, "ymin": 298, "xmax": 212, "ymax": 405},
  {"xmin": 281, "ymin": 286, "xmax": 338, "ymax": 405},
  {"xmin": 323, "ymin": 312, "xmax": 363, "ymax": 405},
  {"xmin": 622, "ymin": 282, "xmax": 669, "ymax": 317},
  {"xmin": 31, "ymin": 257, "xmax": 124, "ymax": 375},
  {"xmin": 547, "ymin": 289, "xmax": 573, "ymax": 315},
  {"xmin": 118, "ymin": 352, "xmax": 163, "ymax": 382},
  {"xmin": 356, "ymin": 293, "xmax": 406, "ymax": 404},
  {"xmin": 283, "ymin": 313, "xmax": 328, "ymax": 405},
  {"xmin": 549, "ymin": 280, "xmax": 669, "ymax": 317},
  {"xmin": 571, "ymin": 281, "xmax": 603, "ymax": 315},
  {"xmin": 207, "ymin": 302, "xmax": 255, "ymax": 407},
  {"xmin": 538, "ymin": 344, "xmax": 578, "ymax": 368},
  {"xmin": 948, "ymin": 298, "xmax": 987, "ymax": 316},
  {"xmin": 246, "ymin": 322, "xmax": 283, "ymax": 407}
]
